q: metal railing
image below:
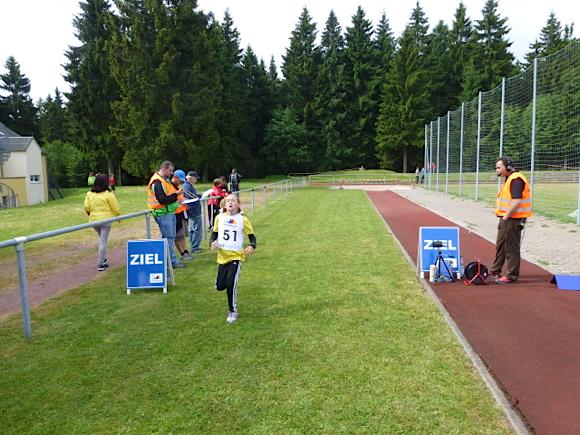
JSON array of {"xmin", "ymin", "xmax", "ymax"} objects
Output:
[{"xmin": 0, "ymin": 177, "xmax": 307, "ymax": 338}]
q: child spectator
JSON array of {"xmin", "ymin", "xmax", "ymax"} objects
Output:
[
  {"xmin": 210, "ymin": 194, "xmax": 256, "ymax": 323},
  {"xmin": 84, "ymin": 173, "xmax": 120, "ymax": 271},
  {"xmin": 207, "ymin": 178, "xmax": 227, "ymax": 230}
]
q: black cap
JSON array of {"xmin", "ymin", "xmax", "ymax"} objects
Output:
[{"xmin": 187, "ymin": 171, "xmax": 201, "ymax": 180}]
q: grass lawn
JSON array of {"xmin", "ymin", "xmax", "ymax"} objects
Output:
[
  {"xmin": 0, "ymin": 189, "xmax": 509, "ymax": 433},
  {"xmin": 310, "ymin": 170, "xmax": 415, "ymax": 184},
  {"xmin": 430, "ymin": 180, "xmax": 579, "ymax": 224}
]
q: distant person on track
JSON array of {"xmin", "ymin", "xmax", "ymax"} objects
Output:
[
  {"xmin": 420, "ymin": 166, "xmax": 426, "ymax": 184},
  {"xmin": 228, "ymin": 168, "xmax": 242, "ymax": 193},
  {"xmin": 147, "ymin": 160, "xmax": 186, "ymax": 269},
  {"xmin": 84, "ymin": 173, "xmax": 121, "ymax": 271},
  {"xmin": 210, "ymin": 194, "xmax": 256, "ymax": 324},
  {"xmin": 491, "ymin": 157, "xmax": 532, "ymax": 284},
  {"xmin": 415, "ymin": 167, "xmax": 420, "ymax": 184}
]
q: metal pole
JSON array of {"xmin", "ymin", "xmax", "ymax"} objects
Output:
[
  {"xmin": 459, "ymin": 102, "xmax": 465, "ymax": 197},
  {"xmin": 15, "ymin": 238, "xmax": 32, "ymax": 338},
  {"xmin": 445, "ymin": 111, "xmax": 450, "ymax": 194},
  {"xmin": 475, "ymin": 91, "xmax": 482, "ymax": 201},
  {"xmin": 577, "ymin": 168, "xmax": 580, "ymax": 225},
  {"xmin": 436, "ymin": 118, "xmax": 440, "ymax": 191},
  {"xmin": 251, "ymin": 189, "xmax": 255, "ymax": 214},
  {"xmin": 429, "ymin": 121, "xmax": 434, "ymax": 190},
  {"xmin": 264, "ymin": 186, "xmax": 267, "ymax": 206},
  {"xmin": 201, "ymin": 202, "xmax": 207, "ymax": 241},
  {"xmin": 498, "ymin": 77, "xmax": 506, "ymax": 191},
  {"xmin": 424, "ymin": 124, "xmax": 428, "ymax": 186},
  {"xmin": 145, "ymin": 213, "xmax": 151, "ymax": 239},
  {"xmin": 530, "ymin": 57, "xmax": 538, "ymax": 209}
]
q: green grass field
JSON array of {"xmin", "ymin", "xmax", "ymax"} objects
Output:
[
  {"xmin": 428, "ymin": 179, "xmax": 579, "ymax": 224},
  {"xmin": 309, "ymin": 169, "xmax": 415, "ymax": 183},
  {"xmin": 0, "ymin": 188, "xmax": 510, "ymax": 433}
]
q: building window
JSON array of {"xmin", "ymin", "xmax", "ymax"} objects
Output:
[{"xmin": 30, "ymin": 175, "xmax": 40, "ymax": 183}]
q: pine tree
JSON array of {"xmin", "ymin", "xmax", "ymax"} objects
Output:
[
  {"xmin": 344, "ymin": 6, "xmax": 377, "ymax": 167},
  {"xmin": 37, "ymin": 88, "xmax": 69, "ymax": 144},
  {"xmin": 376, "ymin": 26, "xmax": 431, "ymax": 172},
  {"xmin": 525, "ymin": 12, "xmax": 574, "ymax": 63},
  {"xmin": 64, "ymin": 0, "xmax": 120, "ymax": 175},
  {"xmin": 427, "ymin": 20, "xmax": 455, "ymax": 116},
  {"xmin": 314, "ymin": 10, "xmax": 350, "ymax": 169},
  {"xmin": 241, "ymin": 48, "xmax": 274, "ymax": 175},
  {"xmin": 449, "ymin": 2, "xmax": 473, "ymax": 104},
  {"xmin": 462, "ymin": 0, "xmax": 517, "ymax": 99},
  {"xmin": 281, "ymin": 7, "xmax": 320, "ymax": 171},
  {"xmin": 0, "ymin": 56, "xmax": 37, "ymax": 136}
]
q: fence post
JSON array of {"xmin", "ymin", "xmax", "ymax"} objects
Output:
[
  {"xmin": 429, "ymin": 120, "xmax": 434, "ymax": 190},
  {"xmin": 577, "ymin": 169, "xmax": 580, "ymax": 225},
  {"xmin": 201, "ymin": 202, "xmax": 207, "ymax": 241},
  {"xmin": 251, "ymin": 189, "xmax": 255, "ymax": 214},
  {"xmin": 445, "ymin": 111, "xmax": 450, "ymax": 194},
  {"xmin": 145, "ymin": 213, "xmax": 151, "ymax": 239},
  {"xmin": 498, "ymin": 77, "xmax": 506, "ymax": 191},
  {"xmin": 436, "ymin": 117, "xmax": 440, "ymax": 191},
  {"xmin": 459, "ymin": 102, "xmax": 464, "ymax": 197},
  {"xmin": 530, "ymin": 57, "xmax": 538, "ymax": 208},
  {"xmin": 15, "ymin": 238, "xmax": 32, "ymax": 338},
  {"xmin": 475, "ymin": 91, "xmax": 482, "ymax": 201},
  {"xmin": 424, "ymin": 124, "xmax": 428, "ymax": 180},
  {"xmin": 263, "ymin": 186, "xmax": 267, "ymax": 206}
]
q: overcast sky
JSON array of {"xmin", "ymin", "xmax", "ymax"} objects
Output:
[{"xmin": 0, "ymin": 0, "xmax": 578, "ymax": 101}]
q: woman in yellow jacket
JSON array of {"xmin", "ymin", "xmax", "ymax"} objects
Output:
[{"xmin": 84, "ymin": 173, "xmax": 121, "ymax": 271}]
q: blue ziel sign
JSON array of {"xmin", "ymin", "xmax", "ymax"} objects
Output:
[
  {"xmin": 127, "ymin": 239, "xmax": 167, "ymax": 293},
  {"xmin": 418, "ymin": 227, "xmax": 461, "ymax": 275}
]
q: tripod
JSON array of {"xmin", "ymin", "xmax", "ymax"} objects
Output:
[{"xmin": 434, "ymin": 249, "xmax": 455, "ymax": 283}]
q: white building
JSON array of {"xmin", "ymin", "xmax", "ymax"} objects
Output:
[{"xmin": 0, "ymin": 122, "xmax": 48, "ymax": 207}]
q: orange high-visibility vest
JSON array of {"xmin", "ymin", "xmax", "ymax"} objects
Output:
[
  {"xmin": 147, "ymin": 173, "xmax": 179, "ymax": 214},
  {"xmin": 175, "ymin": 190, "xmax": 186, "ymax": 214},
  {"xmin": 495, "ymin": 172, "xmax": 532, "ymax": 218}
]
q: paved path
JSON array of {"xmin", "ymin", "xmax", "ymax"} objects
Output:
[{"xmin": 368, "ymin": 190, "xmax": 580, "ymax": 435}]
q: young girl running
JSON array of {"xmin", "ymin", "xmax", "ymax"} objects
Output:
[{"xmin": 210, "ymin": 194, "xmax": 256, "ymax": 323}]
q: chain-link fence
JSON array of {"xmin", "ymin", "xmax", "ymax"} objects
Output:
[{"xmin": 424, "ymin": 41, "xmax": 580, "ymax": 224}]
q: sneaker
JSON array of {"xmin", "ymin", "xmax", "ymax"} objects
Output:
[
  {"xmin": 181, "ymin": 252, "xmax": 193, "ymax": 261},
  {"xmin": 97, "ymin": 263, "xmax": 109, "ymax": 272},
  {"xmin": 226, "ymin": 311, "xmax": 238, "ymax": 324},
  {"xmin": 172, "ymin": 262, "xmax": 187, "ymax": 269},
  {"xmin": 495, "ymin": 276, "xmax": 516, "ymax": 284},
  {"xmin": 488, "ymin": 271, "xmax": 500, "ymax": 280}
]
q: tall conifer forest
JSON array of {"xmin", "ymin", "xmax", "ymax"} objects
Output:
[{"xmin": 0, "ymin": 0, "xmax": 576, "ymax": 185}]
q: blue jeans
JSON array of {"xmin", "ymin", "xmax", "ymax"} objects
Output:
[
  {"xmin": 154, "ymin": 213, "xmax": 178, "ymax": 265},
  {"xmin": 188, "ymin": 213, "xmax": 203, "ymax": 251}
]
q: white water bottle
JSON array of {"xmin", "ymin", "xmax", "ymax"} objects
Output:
[{"xmin": 429, "ymin": 264, "xmax": 437, "ymax": 283}]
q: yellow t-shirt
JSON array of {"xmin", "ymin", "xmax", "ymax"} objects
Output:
[
  {"xmin": 213, "ymin": 212, "xmax": 255, "ymax": 264},
  {"xmin": 84, "ymin": 190, "xmax": 121, "ymax": 222}
]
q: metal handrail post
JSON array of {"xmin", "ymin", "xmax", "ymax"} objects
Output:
[
  {"xmin": 251, "ymin": 189, "xmax": 255, "ymax": 214},
  {"xmin": 145, "ymin": 213, "xmax": 151, "ymax": 239},
  {"xmin": 264, "ymin": 186, "xmax": 267, "ymax": 206},
  {"xmin": 15, "ymin": 238, "xmax": 32, "ymax": 338}
]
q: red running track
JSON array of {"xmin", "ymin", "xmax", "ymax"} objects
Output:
[{"xmin": 369, "ymin": 190, "xmax": 580, "ymax": 435}]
